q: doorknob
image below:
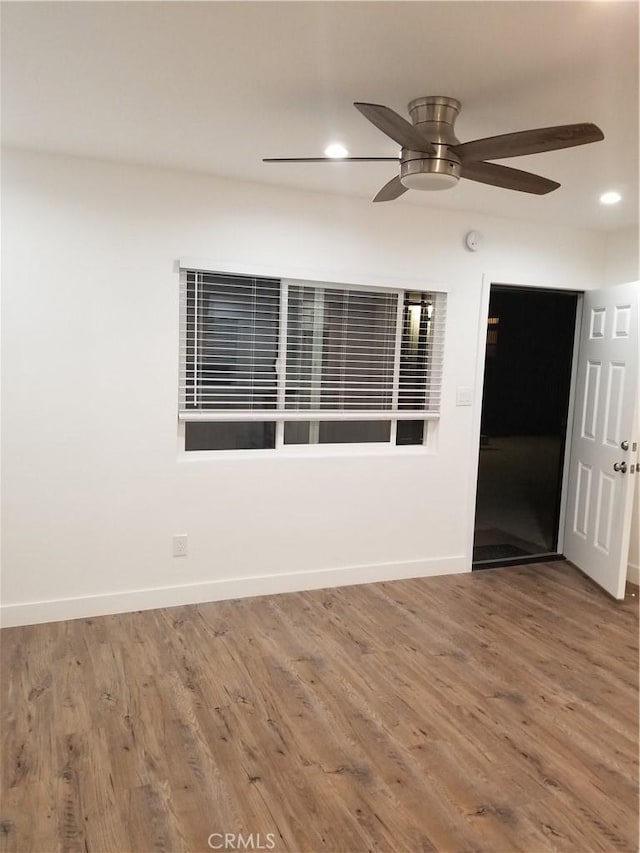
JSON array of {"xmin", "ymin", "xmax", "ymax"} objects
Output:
[
  {"xmin": 621, "ymin": 440, "xmax": 629, "ymax": 451},
  {"xmin": 613, "ymin": 461, "xmax": 628, "ymax": 473}
]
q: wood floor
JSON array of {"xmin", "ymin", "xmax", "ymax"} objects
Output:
[{"xmin": 1, "ymin": 562, "xmax": 638, "ymax": 853}]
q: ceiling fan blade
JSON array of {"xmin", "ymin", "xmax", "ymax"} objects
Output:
[
  {"xmin": 373, "ymin": 175, "xmax": 408, "ymax": 203},
  {"xmin": 354, "ymin": 103, "xmax": 436, "ymax": 155},
  {"xmin": 454, "ymin": 123, "xmax": 604, "ymax": 163},
  {"xmin": 461, "ymin": 161, "xmax": 560, "ymax": 194},
  {"xmin": 263, "ymin": 157, "xmax": 399, "ymax": 162}
]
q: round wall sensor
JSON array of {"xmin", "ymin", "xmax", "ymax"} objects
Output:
[{"xmin": 465, "ymin": 230, "xmax": 480, "ymax": 252}]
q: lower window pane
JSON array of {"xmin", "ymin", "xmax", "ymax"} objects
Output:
[
  {"xmin": 396, "ymin": 420, "xmax": 425, "ymax": 445},
  {"xmin": 283, "ymin": 421, "xmax": 312, "ymax": 445},
  {"xmin": 185, "ymin": 421, "xmax": 275, "ymax": 451},
  {"xmin": 284, "ymin": 420, "xmax": 391, "ymax": 445}
]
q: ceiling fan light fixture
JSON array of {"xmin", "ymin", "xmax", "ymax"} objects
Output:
[
  {"xmin": 324, "ymin": 142, "xmax": 349, "ymax": 159},
  {"xmin": 400, "ymin": 171, "xmax": 459, "ymax": 191},
  {"xmin": 599, "ymin": 191, "xmax": 621, "ymax": 205},
  {"xmin": 400, "ymin": 155, "xmax": 462, "ymax": 191}
]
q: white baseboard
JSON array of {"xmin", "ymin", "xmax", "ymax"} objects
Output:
[
  {"xmin": 628, "ymin": 561, "xmax": 640, "ymax": 587},
  {"xmin": 0, "ymin": 555, "xmax": 468, "ymax": 628}
]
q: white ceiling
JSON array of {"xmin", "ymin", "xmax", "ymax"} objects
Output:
[{"xmin": 2, "ymin": 1, "xmax": 638, "ymax": 231}]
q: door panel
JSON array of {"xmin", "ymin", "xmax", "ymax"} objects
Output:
[
  {"xmin": 581, "ymin": 360, "xmax": 601, "ymax": 439},
  {"xmin": 564, "ymin": 281, "xmax": 639, "ymax": 598}
]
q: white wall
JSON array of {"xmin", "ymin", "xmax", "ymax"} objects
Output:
[
  {"xmin": 1, "ymin": 148, "xmax": 607, "ymax": 625},
  {"xmin": 604, "ymin": 226, "xmax": 639, "ymax": 288},
  {"xmin": 604, "ymin": 227, "xmax": 640, "ymax": 585}
]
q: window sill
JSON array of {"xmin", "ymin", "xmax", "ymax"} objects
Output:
[{"xmin": 177, "ymin": 443, "xmax": 434, "ymax": 463}]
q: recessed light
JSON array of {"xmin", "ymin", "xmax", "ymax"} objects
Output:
[
  {"xmin": 324, "ymin": 142, "xmax": 349, "ymax": 159},
  {"xmin": 600, "ymin": 191, "xmax": 621, "ymax": 205}
]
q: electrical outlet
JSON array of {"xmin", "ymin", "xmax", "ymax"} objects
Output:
[{"xmin": 172, "ymin": 534, "xmax": 188, "ymax": 557}]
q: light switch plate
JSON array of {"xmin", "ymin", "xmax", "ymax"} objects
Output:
[{"xmin": 456, "ymin": 386, "xmax": 473, "ymax": 406}]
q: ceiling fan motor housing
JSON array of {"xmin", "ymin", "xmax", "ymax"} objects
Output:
[{"xmin": 400, "ymin": 96, "xmax": 462, "ymax": 190}]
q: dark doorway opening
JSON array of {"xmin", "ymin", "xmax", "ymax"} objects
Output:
[{"xmin": 473, "ymin": 286, "xmax": 578, "ymax": 568}]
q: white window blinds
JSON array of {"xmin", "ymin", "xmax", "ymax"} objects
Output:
[
  {"xmin": 398, "ymin": 290, "xmax": 446, "ymax": 414},
  {"xmin": 285, "ymin": 284, "xmax": 398, "ymax": 411},
  {"xmin": 179, "ymin": 270, "xmax": 446, "ymax": 421},
  {"xmin": 179, "ymin": 271, "xmax": 280, "ymax": 411}
]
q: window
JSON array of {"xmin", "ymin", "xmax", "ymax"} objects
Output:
[{"xmin": 179, "ymin": 270, "xmax": 446, "ymax": 451}]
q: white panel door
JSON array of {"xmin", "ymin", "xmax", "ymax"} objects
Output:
[{"xmin": 564, "ymin": 281, "xmax": 639, "ymax": 598}]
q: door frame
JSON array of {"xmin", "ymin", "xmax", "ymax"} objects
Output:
[{"xmin": 466, "ymin": 274, "xmax": 583, "ymax": 566}]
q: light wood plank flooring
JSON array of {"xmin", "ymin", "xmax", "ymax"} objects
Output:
[{"xmin": 1, "ymin": 562, "xmax": 638, "ymax": 852}]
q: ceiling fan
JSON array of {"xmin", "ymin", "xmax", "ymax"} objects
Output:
[{"xmin": 263, "ymin": 96, "xmax": 604, "ymax": 202}]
